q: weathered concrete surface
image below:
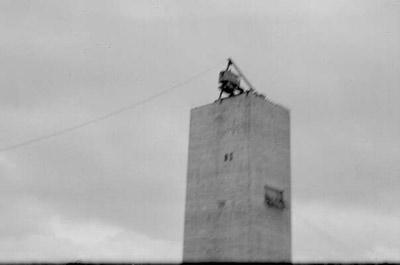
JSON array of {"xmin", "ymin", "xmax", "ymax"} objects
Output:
[{"xmin": 183, "ymin": 92, "xmax": 291, "ymax": 262}]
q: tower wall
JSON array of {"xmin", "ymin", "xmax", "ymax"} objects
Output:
[
  {"xmin": 248, "ymin": 95, "xmax": 291, "ymax": 260},
  {"xmin": 183, "ymin": 93, "xmax": 291, "ymax": 262}
]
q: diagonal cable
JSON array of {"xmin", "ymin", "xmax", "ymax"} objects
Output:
[{"xmin": 1, "ymin": 59, "xmax": 225, "ymax": 152}]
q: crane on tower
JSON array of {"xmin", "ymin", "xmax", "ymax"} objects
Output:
[{"xmin": 218, "ymin": 58, "xmax": 256, "ymax": 100}]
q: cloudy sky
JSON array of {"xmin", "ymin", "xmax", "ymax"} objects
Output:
[{"xmin": 1, "ymin": 0, "xmax": 400, "ymax": 262}]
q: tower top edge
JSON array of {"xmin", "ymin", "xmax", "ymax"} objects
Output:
[{"xmin": 191, "ymin": 91, "xmax": 290, "ymax": 112}]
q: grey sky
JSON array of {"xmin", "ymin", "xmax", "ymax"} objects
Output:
[{"xmin": 1, "ymin": 0, "xmax": 399, "ymax": 262}]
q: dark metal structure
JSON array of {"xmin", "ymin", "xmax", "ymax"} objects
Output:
[{"xmin": 218, "ymin": 58, "xmax": 255, "ymax": 99}]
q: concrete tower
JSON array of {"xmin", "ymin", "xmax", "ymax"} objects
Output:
[{"xmin": 183, "ymin": 92, "xmax": 291, "ymax": 262}]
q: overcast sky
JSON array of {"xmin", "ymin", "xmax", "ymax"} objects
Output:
[{"xmin": 1, "ymin": 0, "xmax": 400, "ymax": 262}]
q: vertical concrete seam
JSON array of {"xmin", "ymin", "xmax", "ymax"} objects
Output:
[
  {"xmin": 213, "ymin": 103, "xmax": 221, "ymax": 259},
  {"xmin": 246, "ymin": 95, "xmax": 253, "ymax": 261},
  {"xmin": 288, "ymin": 109, "xmax": 292, "ymax": 262}
]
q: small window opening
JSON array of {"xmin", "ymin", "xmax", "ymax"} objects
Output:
[{"xmin": 224, "ymin": 152, "xmax": 234, "ymax": 162}]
